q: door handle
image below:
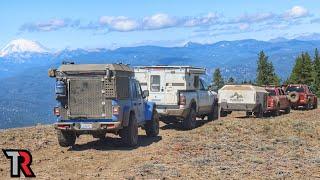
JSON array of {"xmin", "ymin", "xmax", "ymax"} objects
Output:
[
  {"xmin": 134, "ymin": 103, "xmax": 137, "ymax": 106},
  {"xmin": 138, "ymin": 102, "xmax": 142, "ymax": 105}
]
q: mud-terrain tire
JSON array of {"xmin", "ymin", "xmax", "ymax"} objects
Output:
[
  {"xmin": 145, "ymin": 109, "xmax": 159, "ymax": 137},
  {"xmin": 305, "ymin": 101, "xmax": 312, "ymax": 110},
  {"xmin": 246, "ymin": 111, "xmax": 252, "ymax": 117},
  {"xmin": 208, "ymin": 103, "xmax": 218, "ymax": 121},
  {"xmin": 288, "ymin": 92, "xmax": 299, "ymax": 103},
  {"xmin": 284, "ymin": 106, "xmax": 291, "ymax": 114},
  {"xmin": 120, "ymin": 114, "xmax": 138, "ymax": 147},
  {"xmin": 183, "ymin": 108, "xmax": 196, "ymax": 130},
  {"xmin": 254, "ymin": 105, "xmax": 263, "ymax": 118},
  {"xmin": 57, "ymin": 130, "xmax": 76, "ymax": 147},
  {"xmin": 272, "ymin": 104, "xmax": 280, "ymax": 116}
]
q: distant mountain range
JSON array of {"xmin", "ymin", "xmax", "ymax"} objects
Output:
[{"xmin": 0, "ymin": 38, "xmax": 320, "ymax": 129}]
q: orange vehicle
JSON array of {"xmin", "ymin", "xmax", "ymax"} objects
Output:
[
  {"xmin": 265, "ymin": 87, "xmax": 291, "ymax": 116},
  {"xmin": 285, "ymin": 84, "xmax": 318, "ymax": 110}
]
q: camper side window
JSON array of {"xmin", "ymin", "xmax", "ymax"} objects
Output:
[
  {"xmin": 150, "ymin": 75, "xmax": 160, "ymax": 92},
  {"xmin": 194, "ymin": 76, "xmax": 199, "ymax": 89}
]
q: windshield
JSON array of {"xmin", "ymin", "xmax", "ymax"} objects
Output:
[
  {"xmin": 286, "ymin": 86, "xmax": 304, "ymax": 93},
  {"xmin": 266, "ymin": 89, "xmax": 276, "ymax": 96}
]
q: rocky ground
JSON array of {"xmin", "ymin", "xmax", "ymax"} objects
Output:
[{"xmin": 0, "ymin": 109, "xmax": 319, "ymax": 179}]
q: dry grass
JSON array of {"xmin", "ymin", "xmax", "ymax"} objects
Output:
[{"xmin": 0, "ymin": 109, "xmax": 319, "ymax": 179}]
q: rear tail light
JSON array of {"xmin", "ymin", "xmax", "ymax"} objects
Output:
[
  {"xmin": 299, "ymin": 94, "xmax": 307, "ymax": 102},
  {"xmin": 268, "ymin": 98, "xmax": 274, "ymax": 107},
  {"xmin": 112, "ymin": 106, "xmax": 120, "ymax": 115},
  {"xmin": 57, "ymin": 124, "xmax": 70, "ymax": 129},
  {"xmin": 53, "ymin": 107, "xmax": 60, "ymax": 116},
  {"xmin": 179, "ymin": 95, "xmax": 186, "ymax": 105}
]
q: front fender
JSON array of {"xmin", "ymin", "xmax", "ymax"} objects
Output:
[{"xmin": 144, "ymin": 102, "xmax": 156, "ymax": 121}]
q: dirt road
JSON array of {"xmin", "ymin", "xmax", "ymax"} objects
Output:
[{"xmin": 0, "ymin": 109, "xmax": 319, "ymax": 179}]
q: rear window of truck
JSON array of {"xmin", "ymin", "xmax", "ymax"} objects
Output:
[
  {"xmin": 150, "ymin": 75, "xmax": 160, "ymax": 92},
  {"xmin": 286, "ymin": 86, "xmax": 304, "ymax": 93},
  {"xmin": 266, "ymin": 89, "xmax": 276, "ymax": 96}
]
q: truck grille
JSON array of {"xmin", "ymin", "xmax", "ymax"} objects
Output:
[{"xmin": 68, "ymin": 78, "xmax": 112, "ymax": 118}]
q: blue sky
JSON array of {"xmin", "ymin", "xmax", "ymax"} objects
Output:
[{"xmin": 1, "ymin": 0, "xmax": 320, "ymax": 49}]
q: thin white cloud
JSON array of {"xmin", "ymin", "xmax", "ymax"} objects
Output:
[
  {"xmin": 19, "ymin": 5, "xmax": 313, "ymax": 34},
  {"xmin": 99, "ymin": 16, "xmax": 139, "ymax": 32},
  {"xmin": 20, "ymin": 19, "xmax": 79, "ymax": 32},
  {"xmin": 283, "ymin": 6, "xmax": 309, "ymax": 19},
  {"xmin": 143, "ymin": 13, "xmax": 178, "ymax": 29},
  {"xmin": 184, "ymin": 12, "xmax": 219, "ymax": 27},
  {"xmin": 231, "ymin": 12, "xmax": 274, "ymax": 24}
]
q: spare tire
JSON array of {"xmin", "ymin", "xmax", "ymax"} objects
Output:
[{"xmin": 287, "ymin": 92, "xmax": 299, "ymax": 103}]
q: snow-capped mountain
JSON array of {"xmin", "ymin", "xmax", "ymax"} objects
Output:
[{"xmin": 0, "ymin": 39, "xmax": 50, "ymax": 57}]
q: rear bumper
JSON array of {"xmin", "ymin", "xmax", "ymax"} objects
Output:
[
  {"xmin": 156, "ymin": 105, "xmax": 190, "ymax": 118},
  {"xmin": 54, "ymin": 121, "xmax": 122, "ymax": 133},
  {"xmin": 219, "ymin": 102, "xmax": 258, "ymax": 112},
  {"xmin": 266, "ymin": 106, "xmax": 276, "ymax": 111}
]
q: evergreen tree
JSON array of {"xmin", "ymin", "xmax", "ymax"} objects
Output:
[
  {"xmin": 213, "ymin": 68, "xmax": 224, "ymax": 89},
  {"xmin": 289, "ymin": 52, "xmax": 314, "ymax": 85},
  {"xmin": 256, "ymin": 51, "xmax": 280, "ymax": 86},
  {"xmin": 227, "ymin": 77, "xmax": 235, "ymax": 84},
  {"xmin": 313, "ymin": 48, "xmax": 320, "ymax": 97}
]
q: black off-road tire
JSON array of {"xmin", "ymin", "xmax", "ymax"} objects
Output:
[
  {"xmin": 145, "ymin": 109, "xmax": 159, "ymax": 137},
  {"xmin": 220, "ymin": 110, "xmax": 228, "ymax": 117},
  {"xmin": 284, "ymin": 106, "xmax": 291, "ymax": 114},
  {"xmin": 272, "ymin": 104, "xmax": 280, "ymax": 116},
  {"xmin": 246, "ymin": 111, "xmax": 252, "ymax": 117},
  {"xmin": 120, "ymin": 114, "xmax": 138, "ymax": 147},
  {"xmin": 183, "ymin": 108, "xmax": 196, "ymax": 130},
  {"xmin": 254, "ymin": 105, "xmax": 264, "ymax": 118},
  {"xmin": 208, "ymin": 103, "xmax": 218, "ymax": 121},
  {"xmin": 57, "ymin": 130, "xmax": 76, "ymax": 147},
  {"xmin": 305, "ymin": 101, "xmax": 312, "ymax": 110}
]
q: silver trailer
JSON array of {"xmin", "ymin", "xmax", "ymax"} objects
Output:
[{"xmin": 218, "ymin": 85, "xmax": 268, "ymax": 117}]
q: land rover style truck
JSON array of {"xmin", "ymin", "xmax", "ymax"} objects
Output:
[
  {"xmin": 48, "ymin": 63, "xmax": 159, "ymax": 147},
  {"xmin": 134, "ymin": 66, "xmax": 218, "ymax": 130}
]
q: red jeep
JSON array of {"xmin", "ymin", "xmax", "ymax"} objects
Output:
[
  {"xmin": 285, "ymin": 84, "xmax": 318, "ymax": 110},
  {"xmin": 265, "ymin": 87, "xmax": 291, "ymax": 116}
]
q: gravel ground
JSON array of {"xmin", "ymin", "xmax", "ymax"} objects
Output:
[{"xmin": 0, "ymin": 109, "xmax": 319, "ymax": 179}]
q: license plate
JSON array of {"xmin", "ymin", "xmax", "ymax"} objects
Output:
[{"xmin": 80, "ymin": 123, "xmax": 92, "ymax": 129}]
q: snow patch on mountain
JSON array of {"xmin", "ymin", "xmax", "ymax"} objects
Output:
[{"xmin": 0, "ymin": 39, "xmax": 50, "ymax": 57}]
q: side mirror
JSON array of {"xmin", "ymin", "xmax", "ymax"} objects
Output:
[
  {"xmin": 142, "ymin": 90, "xmax": 149, "ymax": 98},
  {"xmin": 48, "ymin": 68, "xmax": 57, "ymax": 78}
]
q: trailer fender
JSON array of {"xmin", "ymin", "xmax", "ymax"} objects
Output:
[{"xmin": 144, "ymin": 102, "xmax": 156, "ymax": 121}]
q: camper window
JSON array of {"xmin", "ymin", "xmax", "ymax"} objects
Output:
[
  {"xmin": 194, "ymin": 76, "xmax": 199, "ymax": 89},
  {"xmin": 150, "ymin": 75, "xmax": 160, "ymax": 92}
]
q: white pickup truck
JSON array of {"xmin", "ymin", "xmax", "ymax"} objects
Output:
[{"xmin": 134, "ymin": 66, "xmax": 218, "ymax": 129}]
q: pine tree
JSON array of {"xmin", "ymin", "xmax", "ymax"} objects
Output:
[
  {"xmin": 313, "ymin": 48, "xmax": 320, "ymax": 97},
  {"xmin": 256, "ymin": 51, "xmax": 280, "ymax": 86},
  {"xmin": 289, "ymin": 52, "xmax": 314, "ymax": 85},
  {"xmin": 213, "ymin": 68, "xmax": 224, "ymax": 89},
  {"xmin": 227, "ymin": 77, "xmax": 235, "ymax": 84}
]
